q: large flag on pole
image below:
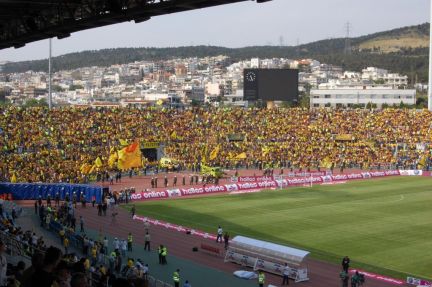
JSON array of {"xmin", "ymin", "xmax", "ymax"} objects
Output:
[{"xmin": 117, "ymin": 141, "xmax": 142, "ymax": 170}]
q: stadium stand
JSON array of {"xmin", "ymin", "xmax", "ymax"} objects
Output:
[{"xmin": 1, "ymin": 107, "xmax": 431, "ymax": 184}]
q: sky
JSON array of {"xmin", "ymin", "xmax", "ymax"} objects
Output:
[{"xmin": 0, "ymin": 0, "xmax": 429, "ymax": 62}]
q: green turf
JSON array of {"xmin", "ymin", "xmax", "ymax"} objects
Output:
[{"xmin": 132, "ymin": 177, "xmax": 432, "ymax": 279}]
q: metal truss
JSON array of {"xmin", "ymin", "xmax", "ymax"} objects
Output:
[{"xmin": 0, "ymin": 0, "xmax": 270, "ymax": 50}]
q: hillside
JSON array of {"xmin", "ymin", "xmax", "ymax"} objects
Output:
[
  {"xmin": 1, "ymin": 23, "xmax": 429, "ymax": 82},
  {"xmin": 356, "ymin": 24, "xmax": 429, "ymax": 53}
]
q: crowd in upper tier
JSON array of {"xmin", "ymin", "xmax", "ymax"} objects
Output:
[{"xmin": 0, "ymin": 106, "xmax": 430, "ymax": 183}]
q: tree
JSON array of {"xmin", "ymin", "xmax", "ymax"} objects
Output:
[
  {"xmin": 299, "ymin": 95, "xmax": 310, "ymax": 108},
  {"xmin": 366, "ymin": 102, "xmax": 377, "ymax": 109},
  {"xmin": 69, "ymin": 84, "xmax": 84, "ymax": 91},
  {"xmin": 52, "ymin": 85, "xmax": 64, "ymax": 92},
  {"xmin": 416, "ymin": 96, "xmax": 427, "ymax": 109},
  {"xmin": 23, "ymin": 98, "xmax": 48, "ymax": 108},
  {"xmin": 191, "ymin": 99, "xmax": 202, "ymax": 107},
  {"xmin": 38, "ymin": 98, "xmax": 49, "ymax": 107}
]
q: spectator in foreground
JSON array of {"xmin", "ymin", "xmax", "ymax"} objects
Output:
[
  {"xmin": 70, "ymin": 272, "xmax": 89, "ymax": 287},
  {"xmin": 0, "ymin": 240, "xmax": 7, "ymax": 287},
  {"xmin": 31, "ymin": 246, "xmax": 62, "ymax": 287},
  {"xmin": 21, "ymin": 251, "xmax": 44, "ymax": 287}
]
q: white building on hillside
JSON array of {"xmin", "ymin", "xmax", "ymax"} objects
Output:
[
  {"xmin": 361, "ymin": 67, "xmax": 408, "ymax": 86},
  {"xmin": 310, "ymin": 86, "xmax": 416, "ymax": 108}
]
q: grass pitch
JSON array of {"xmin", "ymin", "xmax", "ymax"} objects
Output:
[{"xmin": 133, "ymin": 176, "xmax": 432, "ymax": 279}]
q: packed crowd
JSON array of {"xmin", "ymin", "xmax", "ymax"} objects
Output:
[
  {"xmin": 1, "ymin": 106, "xmax": 431, "ymax": 183},
  {"xmin": 0, "ymin": 196, "xmax": 157, "ymax": 287}
]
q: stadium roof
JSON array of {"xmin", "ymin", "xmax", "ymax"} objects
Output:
[{"xmin": 0, "ymin": 0, "xmax": 271, "ymax": 50}]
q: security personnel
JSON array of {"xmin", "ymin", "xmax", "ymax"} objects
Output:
[
  {"xmin": 127, "ymin": 232, "xmax": 133, "ymax": 252},
  {"xmin": 55, "ymin": 192, "xmax": 60, "ymax": 207},
  {"xmin": 81, "ymin": 192, "xmax": 86, "ymax": 207},
  {"xmin": 109, "ymin": 251, "xmax": 117, "ymax": 271},
  {"xmin": 158, "ymin": 245, "xmax": 163, "ymax": 264},
  {"xmin": 47, "ymin": 193, "xmax": 51, "ymax": 207},
  {"xmin": 72, "ymin": 192, "xmax": 77, "ymax": 208},
  {"xmin": 258, "ymin": 270, "xmax": 265, "ymax": 287},
  {"xmin": 173, "ymin": 269, "xmax": 180, "ymax": 287},
  {"xmin": 161, "ymin": 245, "xmax": 168, "ymax": 264}
]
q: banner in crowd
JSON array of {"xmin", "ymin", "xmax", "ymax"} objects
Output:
[
  {"xmin": 131, "ymin": 170, "xmax": 401, "ymax": 202},
  {"xmin": 286, "ymin": 171, "xmax": 327, "ymax": 177},
  {"xmin": 406, "ymin": 276, "xmax": 431, "ymax": 286},
  {"xmin": 0, "ymin": 183, "xmax": 103, "ymax": 203},
  {"xmin": 232, "ymin": 172, "xmax": 327, "ymax": 183},
  {"xmin": 231, "ymin": 176, "xmax": 274, "ymax": 183},
  {"xmin": 142, "ymin": 142, "xmax": 160, "ymax": 149},
  {"xmin": 335, "ymin": 134, "xmax": 355, "ymax": 141}
]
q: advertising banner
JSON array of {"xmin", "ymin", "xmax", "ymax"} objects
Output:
[
  {"xmin": 232, "ymin": 176, "xmax": 274, "ymax": 183},
  {"xmin": 407, "ymin": 276, "xmax": 431, "ymax": 286},
  {"xmin": 133, "ymin": 215, "xmax": 217, "ymax": 240},
  {"xmin": 349, "ymin": 269, "xmax": 404, "ymax": 285},
  {"xmin": 399, "ymin": 170, "xmax": 422, "ymax": 176},
  {"xmin": 131, "ymin": 171, "xmax": 402, "ymax": 202},
  {"xmin": 225, "ymin": 250, "xmax": 255, "ymax": 267}
]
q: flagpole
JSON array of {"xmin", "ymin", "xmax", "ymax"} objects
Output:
[
  {"xmin": 428, "ymin": 0, "xmax": 432, "ymax": 110},
  {"xmin": 48, "ymin": 38, "xmax": 52, "ymax": 109}
]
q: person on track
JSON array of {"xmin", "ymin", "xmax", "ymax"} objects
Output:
[
  {"xmin": 216, "ymin": 226, "xmax": 223, "ymax": 243},
  {"xmin": 282, "ymin": 263, "xmax": 290, "ymax": 285},
  {"xmin": 173, "ymin": 269, "xmax": 180, "ymax": 287},
  {"xmin": 258, "ymin": 270, "xmax": 265, "ymax": 287}
]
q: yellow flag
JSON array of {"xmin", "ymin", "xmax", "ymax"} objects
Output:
[
  {"xmin": 262, "ymin": 146, "xmax": 271, "ymax": 157},
  {"xmin": 10, "ymin": 173, "xmax": 17, "ymax": 183},
  {"xmin": 94, "ymin": 157, "xmax": 103, "ymax": 168},
  {"xmin": 170, "ymin": 131, "xmax": 177, "ymax": 139},
  {"xmin": 418, "ymin": 155, "xmax": 428, "ymax": 169},
  {"xmin": 80, "ymin": 163, "xmax": 92, "ymax": 174},
  {"xmin": 201, "ymin": 145, "xmax": 208, "ymax": 164},
  {"xmin": 80, "ymin": 163, "xmax": 87, "ymax": 173},
  {"xmin": 117, "ymin": 142, "xmax": 143, "ymax": 170},
  {"xmin": 108, "ymin": 152, "xmax": 118, "ymax": 168},
  {"xmin": 234, "ymin": 152, "xmax": 247, "ymax": 160},
  {"xmin": 119, "ymin": 139, "xmax": 129, "ymax": 146},
  {"xmin": 209, "ymin": 145, "xmax": 220, "ymax": 160},
  {"xmin": 89, "ymin": 164, "xmax": 97, "ymax": 174},
  {"xmin": 228, "ymin": 152, "xmax": 235, "ymax": 160},
  {"xmin": 156, "ymin": 99, "xmax": 163, "ymax": 106},
  {"xmin": 320, "ymin": 157, "xmax": 333, "ymax": 169}
]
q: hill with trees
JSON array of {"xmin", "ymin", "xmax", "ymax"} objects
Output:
[{"xmin": 2, "ymin": 23, "xmax": 429, "ymax": 82}]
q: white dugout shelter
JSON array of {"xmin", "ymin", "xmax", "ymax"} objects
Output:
[{"xmin": 225, "ymin": 236, "xmax": 310, "ymax": 282}]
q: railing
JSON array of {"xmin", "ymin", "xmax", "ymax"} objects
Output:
[
  {"xmin": 0, "ymin": 229, "xmax": 45, "ymax": 266},
  {"xmin": 147, "ymin": 275, "xmax": 173, "ymax": 287}
]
